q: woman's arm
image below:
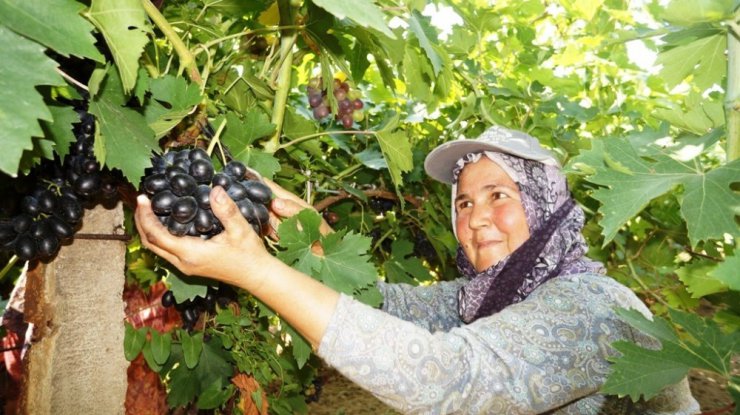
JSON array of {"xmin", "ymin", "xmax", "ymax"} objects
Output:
[{"xmin": 135, "ymin": 186, "xmax": 338, "ymax": 348}]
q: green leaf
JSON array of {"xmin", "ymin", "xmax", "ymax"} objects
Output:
[
  {"xmin": 144, "ymin": 75, "xmax": 203, "ymax": 138},
  {"xmin": 383, "ymin": 239, "xmax": 432, "ymax": 284},
  {"xmin": 585, "ymin": 139, "xmax": 740, "ymax": 245},
  {"xmin": 679, "ymin": 158, "xmax": 740, "ymax": 244},
  {"xmin": 149, "ymin": 329, "xmax": 172, "ymax": 365},
  {"xmin": 676, "ymin": 260, "xmax": 728, "ymax": 298},
  {"xmin": 40, "ymin": 105, "xmax": 79, "ymax": 161},
  {"xmin": 220, "ymin": 111, "xmax": 279, "ymax": 177},
  {"xmin": 0, "ymin": 0, "xmax": 104, "ymax": 62},
  {"xmin": 656, "ymin": 33, "xmax": 726, "ymax": 91},
  {"xmin": 141, "ymin": 338, "xmax": 163, "ymax": 372},
  {"xmin": 196, "ymin": 382, "xmax": 233, "ymax": 409},
  {"xmin": 123, "ymin": 323, "xmax": 147, "ymax": 361},
  {"xmin": 603, "ymin": 308, "xmax": 738, "ymax": 401},
  {"xmin": 86, "ymin": 0, "xmax": 150, "ymax": 92},
  {"xmin": 166, "ymin": 271, "xmax": 210, "ymax": 303},
  {"xmin": 285, "ymin": 325, "xmax": 312, "ymax": 369},
  {"xmin": 709, "ymin": 253, "xmax": 740, "ymax": 290},
  {"xmin": 660, "ymin": 0, "xmax": 737, "ymax": 26},
  {"xmin": 0, "ymin": 26, "xmax": 63, "ymax": 176},
  {"xmin": 88, "ymin": 68, "xmax": 158, "ymax": 184},
  {"xmin": 311, "ymin": 0, "xmax": 395, "ymax": 39},
  {"xmin": 277, "ymin": 209, "xmax": 378, "ymax": 295},
  {"xmin": 181, "ymin": 330, "xmax": 204, "ymax": 369},
  {"xmin": 167, "ymin": 337, "xmax": 233, "ymax": 407},
  {"xmin": 408, "ymin": 10, "xmax": 443, "ymax": 76},
  {"xmin": 376, "ymin": 117, "xmax": 413, "ymax": 191}
]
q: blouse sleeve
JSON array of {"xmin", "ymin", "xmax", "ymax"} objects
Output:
[
  {"xmin": 317, "ymin": 274, "xmax": 699, "ymax": 415},
  {"xmin": 377, "ymin": 279, "xmax": 465, "ymax": 332}
]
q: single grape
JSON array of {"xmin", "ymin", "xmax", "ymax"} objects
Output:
[
  {"xmin": 47, "ymin": 216, "xmax": 75, "ymax": 239},
  {"xmin": 242, "ymin": 180, "xmax": 272, "ymax": 204},
  {"xmin": 189, "ymin": 159, "xmax": 215, "ymax": 184},
  {"xmin": 21, "ymin": 196, "xmax": 41, "ymax": 217},
  {"xmin": 341, "ymin": 114, "xmax": 354, "ymax": 129},
  {"xmin": 334, "ymin": 89, "xmax": 347, "ymax": 101},
  {"xmin": 169, "ymin": 173, "xmax": 197, "ymax": 197},
  {"xmin": 14, "ymin": 234, "xmax": 37, "ymax": 261},
  {"xmin": 338, "ymin": 98, "xmax": 352, "ymax": 112},
  {"xmin": 211, "ymin": 173, "xmax": 232, "ymax": 189},
  {"xmin": 226, "ymin": 182, "xmax": 248, "ymax": 201},
  {"xmin": 13, "ymin": 214, "xmax": 33, "ymax": 233},
  {"xmin": 352, "ymin": 110, "xmax": 365, "ymax": 122},
  {"xmin": 313, "ymin": 105, "xmax": 330, "ymax": 119},
  {"xmin": 308, "ymin": 94, "xmax": 323, "ymax": 108},
  {"xmin": 224, "ymin": 161, "xmax": 247, "ymax": 180},
  {"xmin": 166, "ymin": 216, "xmax": 191, "ymax": 236},
  {"xmin": 188, "ymin": 148, "xmax": 209, "ymax": 162},
  {"xmin": 193, "ymin": 208, "xmax": 215, "ymax": 233},
  {"xmin": 194, "ymin": 185, "xmax": 211, "ymax": 209},
  {"xmin": 143, "ymin": 173, "xmax": 169, "ymax": 195},
  {"xmin": 37, "ymin": 233, "xmax": 60, "ymax": 258},
  {"xmin": 74, "ymin": 173, "xmax": 101, "ymax": 196},
  {"xmin": 161, "ymin": 290, "xmax": 175, "ymax": 308},
  {"xmin": 352, "ymin": 99, "xmax": 364, "ymax": 110},
  {"xmin": 171, "ymin": 196, "xmax": 198, "ymax": 223},
  {"xmin": 151, "ymin": 190, "xmax": 178, "ymax": 215}
]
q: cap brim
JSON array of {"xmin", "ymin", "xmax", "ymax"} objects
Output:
[{"xmin": 424, "ymin": 140, "xmax": 559, "ymax": 184}]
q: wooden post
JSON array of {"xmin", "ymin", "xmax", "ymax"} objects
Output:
[{"xmin": 20, "ymin": 204, "xmax": 128, "ymax": 415}]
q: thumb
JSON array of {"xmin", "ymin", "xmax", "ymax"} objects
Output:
[{"xmin": 210, "ymin": 187, "xmax": 250, "ymax": 236}]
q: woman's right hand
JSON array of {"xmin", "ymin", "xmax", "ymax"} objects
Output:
[{"xmin": 134, "ymin": 186, "xmax": 270, "ymax": 287}]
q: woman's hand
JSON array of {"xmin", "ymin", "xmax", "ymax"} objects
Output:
[
  {"xmin": 263, "ymin": 178, "xmax": 334, "ymax": 237},
  {"xmin": 134, "ymin": 186, "xmax": 270, "ymax": 287}
]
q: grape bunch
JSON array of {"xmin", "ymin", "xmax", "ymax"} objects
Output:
[
  {"xmin": 306, "ymin": 77, "xmax": 365, "ymax": 129},
  {"xmin": 160, "ymin": 284, "xmax": 237, "ymax": 330},
  {"xmin": 0, "ymin": 184, "xmax": 83, "ymax": 261},
  {"xmin": 64, "ymin": 112, "xmax": 121, "ymax": 204},
  {"xmin": 142, "ymin": 149, "xmax": 273, "ymax": 238},
  {"xmin": 0, "ymin": 108, "xmax": 123, "ymax": 262}
]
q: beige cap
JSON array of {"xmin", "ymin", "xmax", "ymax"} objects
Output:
[{"xmin": 424, "ymin": 126, "xmax": 560, "ymax": 184}]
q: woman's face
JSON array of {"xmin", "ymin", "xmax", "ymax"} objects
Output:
[{"xmin": 455, "ymin": 157, "xmax": 530, "ymax": 272}]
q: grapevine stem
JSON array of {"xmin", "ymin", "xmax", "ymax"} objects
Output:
[
  {"xmin": 725, "ymin": 21, "xmax": 740, "ymax": 161},
  {"xmin": 141, "ymin": 0, "xmax": 203, "ymax": 86},
  {"xmin": 206, "ymin": 119, "xmax": 228, "ymax": 163},
  {"xmin": 192, "ymin": 25, "xmax": 305, "ymax": 57},
  {"xmin": 624, "ymin": 254, "xmax": 671, "ymax": 308},
  {"xmin": 265, "ymin": 0, "xmax": 297, "ymax": 153},
  {"xmin": 56, "ymin": 68, "xmax": 89, "ymax": 91},
  {"xmin": 0, "ymin": 256, "xmax": 19, "ymax": 282},
  {"xmin": 276, "ymin": 130, "xmax": 378, "ymax": 151}
]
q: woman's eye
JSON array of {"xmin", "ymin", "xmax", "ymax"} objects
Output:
[
  {"xmin": 492, "ymin": 191, "xmax": 510, "ymax": 200},
  {"xmin": 457, "ymin": 201, "xmax": 472, "ymax": 210}
]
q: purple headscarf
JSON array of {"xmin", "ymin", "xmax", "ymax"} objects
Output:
[{"xmin": 453, "ymin": 152, "xmax": 605, "ymax": 323}]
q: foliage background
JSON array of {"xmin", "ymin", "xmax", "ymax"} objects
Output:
[{"xmin": 0, "ymin": 0, "xmax": 738, "ymax": 412}]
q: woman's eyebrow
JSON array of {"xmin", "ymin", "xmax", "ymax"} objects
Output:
[{"xmin": 454, "ymin": 184, "xmax": 510, "ymax": 203}]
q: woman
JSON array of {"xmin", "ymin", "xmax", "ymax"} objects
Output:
[{"xmin": 135, "ymin": 126, "xmax": 700, "ymax": 414}]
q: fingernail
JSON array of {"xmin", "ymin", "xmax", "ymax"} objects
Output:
[
  {"xmin": 214, "ymin": 187, "xmax": 227, "ymax": 204},
  {"xmin": 273, "ymin": 198, "xmax": 284, "ymax": 210},
  {"xmin": 137, "ymin": 194, "xmax": 148, "ymax": 204}
]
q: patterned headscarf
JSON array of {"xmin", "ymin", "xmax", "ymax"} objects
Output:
[{"xmin": 453, "ymin": 152, "xmax": 605, "ymax": 323}]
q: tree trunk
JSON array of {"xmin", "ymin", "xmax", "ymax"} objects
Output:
[{"xmin": 19, "ymin": 204, "xmax": 128, "ymax": 415}]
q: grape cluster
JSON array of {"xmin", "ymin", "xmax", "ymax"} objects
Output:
[
  {"xmin": 142, "ymin": 149, "xmax": 273, "ymax": 238},
  {"xmin": 0, "ymin": 109, "xmax": 123, "ymax": 262},
  {"xmin": 160, "ymin": 284, "xmax": 237, "ymax": 330},
  {"xmin": 306, "ymin": 77, "xmax": 364, "ymax": 129}
]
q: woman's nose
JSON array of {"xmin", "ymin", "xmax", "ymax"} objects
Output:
[{"xmin": 468, "ymin": 203, "xmax": 493, "ymax": 229}]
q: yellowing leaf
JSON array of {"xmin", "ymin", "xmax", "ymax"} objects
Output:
[
  {"xmin": 656, "ymin": 33, "xmax": 726, "ymax": 91},
  {"xmin": 87, "ymin": 0, "xmax": 150, "ymax": 92},
  {"xmin": 311, "ymin": 0, "xmax": 395, "ymax": 39}
]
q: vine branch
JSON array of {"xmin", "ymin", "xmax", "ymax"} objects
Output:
[
  {"xmin": 141, "ymin": 0, "xmax": 203, "ymax": 86},
  {"xmin": 313, "ymin": 189, "xmax": 422, "ymax": 211},
  {"xmin": 265, "ymin": 0, "xmax": 297, "ymax": 153}
]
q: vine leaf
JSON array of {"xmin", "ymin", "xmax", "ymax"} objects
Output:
[
  {"xmin": 603, "ymin": 308, "xmax": 739, "ymax": 401},
  {"xmin": 144, "ymin": 75, "xmax": 202, "ymax": 138},
  {"xmin": 220, "ymin": 111, "xmax": 280, "ymax": 178},
  {"xmin": 149, "ymin": 329, "xmax": 172, "ymax": 365},
  {"xmin": 86, "ymin": 0, "xmax": 150, "ymax": 92},
  {"xmin": 676, "ymin": 259, "xmax": 727, "ymax": 298},
  {"xmin": 659, "ymin": 0, "xmax": 737, "ymax": 26},
  {"xmin": 709, "ymin": 253, "xmax": 740, "ymax": 290},
  {"xmin": 311, "ymin": 0, "xmax": 396, "ymax": 39},
  {"xmin": 40, "ymin": 105, "xmax": 79, "ymax": 162},
  {"xmin": 285, "ymin": 325, "xmax": 312, "ymax": 369},
  {"xmin": 277, "ymin": 209, "xmax": 377, "ymax": 296},
  {"xmin": 656, "ymin": 33, "xmax": 725, "ymax": 91},
  {"xmin": 167, "ymin": 337, "xmax": 233, "ymax": 408},
  {"xmin": 89, "ymin": 68, "xmax": 158, "ymax": 184},
  {"xmin": 376, "ymin": 114, "xmax": 413, "ymax": 191},
  {"xmin": 166, "ymin": 271, "xmax": 211, "ymax": 303},
  {"xmin": 408, "ymin": 10, "xmax": 443, "ymax": 76},
  {"xmin": 0, "ymin": 0, "xmax": 104, "ymax": 62},
  {"xmin": 585, "ymin": 138, "xmax": 740, "ymax": 246},
  {"xmin": 0, "ymin": 26, "xmax": 63, "ymax": 176},
  {"xmin": 384, "ymin": 240, "xmax": 433, "ymax": 284}
]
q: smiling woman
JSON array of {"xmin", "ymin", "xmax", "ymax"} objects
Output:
[{"xmin": 136, "ymin": 125, "xmax": 702, "ymax": 414}]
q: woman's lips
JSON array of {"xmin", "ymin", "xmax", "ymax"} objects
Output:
[{"xmin": 476, "ymin": 240, "xmax": 502, "ymax": 248}]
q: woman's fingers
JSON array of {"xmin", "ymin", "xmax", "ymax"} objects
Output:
[
  {"xmin": 134, "ymin": 195, "xmax": 189, "ymax": 266},
  {"xmin": 209, "ymin": 186, "xmax": 251, "ymax": 239}
]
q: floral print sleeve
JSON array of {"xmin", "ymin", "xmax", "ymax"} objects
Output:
[
  {"xmin": 377, "ymin": 280, "xmax": 465, "ymax": 332},
  {"xmin": 318, "ymin": 274, "xmax": 700, "ymax": 415}
]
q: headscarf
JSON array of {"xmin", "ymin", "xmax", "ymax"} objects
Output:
[{"xmin": 453, "ymin": 152, "xmax": 605, "ymax": 323}]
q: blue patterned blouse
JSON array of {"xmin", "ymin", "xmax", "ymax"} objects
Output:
[{"xmin": 317, "ymin": 273, "xmax": 701, "ymax": 414}]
